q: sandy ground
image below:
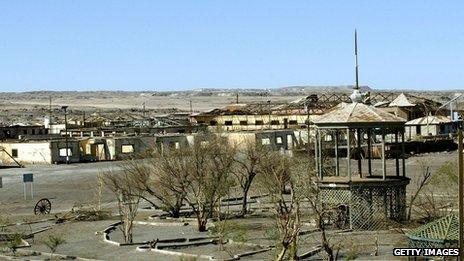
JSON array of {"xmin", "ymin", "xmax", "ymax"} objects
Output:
[{"xmin": 0, "ymin": 151, "xmax": 458, "ymax": 260}]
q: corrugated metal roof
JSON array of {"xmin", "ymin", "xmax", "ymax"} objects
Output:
[
  {"xmin": 314, "ymin": 102, "xmax": 406, "ymax": 127},
  {"xmin": 405, "ymin": 115, "xmax": 452, "ymax": 125}
]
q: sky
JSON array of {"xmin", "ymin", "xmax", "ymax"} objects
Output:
[{"xmin": 0, "ymin": 1, "xmax": 463, "ymax": 92}]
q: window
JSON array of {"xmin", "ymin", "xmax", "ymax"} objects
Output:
[
  {"xmin": 31, "ymin": 129, "xmax": 35, "ymax": 135},
  {"xmin": 224, "ymin": 121, "xmax": 233, "ymax": 126},
  {"xmin": 271, "ymin": 120, "xmax": 280, "ymax": 125},
  {"xmin": 11, "ymin": 149, "xmax": 18, "ymax": 158},
  {"xmin": 255, "ymin": 120, "xmax": 264, "ymax": 125},
  {"xmin": 59, "ymin": 148, "xmax": 72, "ymax": 156},
  {"xmin": 416, "ymin": 125, "xmax": 421, "ymax": 135},
  {"xmin": 121, "ymin": 144, "xmax": 134, "ymax": 153},
  {"xmin": 289, "ymin": 120, "xmax": 298, "ymax": 125},
  {"xmin": 175, "ymin": 142, "xmax": 180, "ymax": 149},
  {"xmin": 276, "ymin": 136, "xmax": 283, "ymax": 144},
  {"xmin": 261, "ymin": 138, "xmax": 271, "ymax": 145},
  {"xmin": 210, "ymin": 121, "xmax": 217, "ymax": 126},
  {"xmin": 23, "ymin": 130, "xmax": 27, "ymax": 135},
  {"xmin": 239, "ymin": 121, "xmax": 248, "ymax": 126}
]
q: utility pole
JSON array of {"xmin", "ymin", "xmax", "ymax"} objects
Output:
[
  {"xmin": 62, "ymin": 106, "xmax": 69, "ymax": 164},
  {"xmin": 236, "ymin": 93, "xmax": 239, "ymax": 104},
  {"xmin": 189, "ymin": 100, "xmax": 193, "ymax": 114},
  {"xmin": 459, "ymin": 124, "xmax": 463, "ymax": 261}
]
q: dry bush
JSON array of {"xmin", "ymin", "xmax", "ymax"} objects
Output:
[{"xmin": 102, "ymin": 168, "xmax": 142, "ymax": 243}]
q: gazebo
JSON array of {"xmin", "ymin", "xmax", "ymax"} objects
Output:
[{"xmin": 313, "ymin": 89, "xmax": 410, "ymax": 230}]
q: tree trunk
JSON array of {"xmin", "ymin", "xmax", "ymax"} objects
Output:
[
  {"xmin": 241, "ymin": 186, "xmax": 249, "ymax": 216},
  {"xmin": 197, "ymin": 219, "xmax": 207, "ymax": 232},
  {"xmin": 276, "ymin": 246, "xmax": 287, "ymax": 261}
]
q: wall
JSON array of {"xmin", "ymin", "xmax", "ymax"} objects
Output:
[{"xmin": 0, "ymin": 142, "xmax": 52, "ymax": 164}]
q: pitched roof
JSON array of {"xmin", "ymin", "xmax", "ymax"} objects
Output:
[
  {"xmin": 406, "ymin": 214, "xmax": 458, "ymax": 243},
  {"xmin": 314, "ymin": 102, "xmax": 406, "ymax": 127},
  {"xmin": 389, "ymin": 93, "xmax": 416, "ymax": 107},
  {"xmin": 406, "ymin": 115, "xmax": 452, "ymax": 125}
]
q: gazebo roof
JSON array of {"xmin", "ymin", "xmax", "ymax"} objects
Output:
[
  {"xmin": 406, "ymin": 214, "xmax": 458, "ymax": 244},
  {"xmin": 314, "ymin": 102, "xmax": 406, "ymax": 128}
]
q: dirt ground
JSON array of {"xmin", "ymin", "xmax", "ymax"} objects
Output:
[{"xmin": 0, "ymin": 150, "xmax": 458, "ymax": 260}]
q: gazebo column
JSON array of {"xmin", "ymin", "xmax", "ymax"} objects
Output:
[
  {"xmin": 401, "ymin": 129, "xmax": 406, "ymax": 177},
  {"xmin": 356, "ymin": 128, "xmax": 362, "ymax": 177},
  {"xmin": 395, "ymin": 130, "xmax": 400, "ymax": 177},
  {"xmin": 335, "ymin": 129, "xmax": 339, "ymax": 176},
  {"xmin": 381, "ymin": 130, "xmax": 386, "ymax": 180},
  {"xmin": 347, "ymin": 128, "xmax": 351, "ymax": 181},
  {"xmin": 367, "ymin": 128, "xmax": 372, "ymax": 176},
  {"xmin": 315, "ymin": 128, "xmax": 319, "ymax": 178}
]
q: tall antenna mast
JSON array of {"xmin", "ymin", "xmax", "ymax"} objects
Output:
[{"xmin": 354, "ymin": 29, "xmax": 359, "ymax": 90}]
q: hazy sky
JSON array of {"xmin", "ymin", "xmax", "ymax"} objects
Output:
[{"xmin": 0, "ymin": 1, "xmax": 462, "ymax": 92}]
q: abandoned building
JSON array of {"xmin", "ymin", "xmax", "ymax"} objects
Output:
[
  {"xmin": 0, "ymin": 139, "xmax": 80, "ymax": 165},
  {"xmin": 405, "ymin": 115, "xmax": 454, "ymax": 139},
  {"xmin": 0, "ymin": 125, "xmax": 49, "ymax": 139},
  {"xmin": 374, "ymin": 92, "xmax": 442, "ymax": 121},
  {"xmin": 313, "ymin": 83, "xmax": 410, "ymax": 230}
]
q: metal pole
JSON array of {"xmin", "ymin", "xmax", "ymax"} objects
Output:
[
  {"xmin": 367, "ymin": 128, "xmax": 372, "ymax": 176},
  {"xmin": 458, "ymin": 127, "xmax": 463, "ymax": 261},
  {"xmin": 62, "ymin": 106, "xmax": 69, "ymax": 164},
  {"xmin": 23, "ymin": 183, "xmax": 27, "ymax": 200},
  {"xmin": 395, "ymin": 131, "xmax": 400, "ymax": 177},
  {"xmin": 307, "ymin": 103, "xmax": 311, "ymax": 156},
  {"xmin": 335, "ymin": 130, "xmax": 339, "ymax": 176},
  {"xmin": 401, "ymin": 129, "xmax": 406, "ymax": 177}
]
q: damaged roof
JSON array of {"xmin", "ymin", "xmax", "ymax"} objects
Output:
[
  {"xmin": 314, "ymin": 102, "xmax": 406, "ymax": 128},
  {"xmin": 388, "ymin": 93, "xmax": 416, "ymax": 107},
  {"xmin": 406, "ymin": 115, "xmax": 452, "ymax": 125}
]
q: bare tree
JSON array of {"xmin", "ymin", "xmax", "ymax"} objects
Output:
[
  {"xmin": 414, "ymin": 160, "xmax": 458, "ymax": 221},
  {"xmin": 233, "ymin": 141, "xmax": 267, "ymax": 216},
  {"xmin": 257, "ymin": 151, "xmax": 302, "ymax": 261},
  {"xmin": 182, "ymin": 133, "xmax": 236, "ymax": 232},
  {"xmin": 407, "ymin": 159, "xmax": 432, "ymax": 221},
  {"xmin": 293, "ymin": 154, "xmax": 339, "ymax": 261},
  {"xmin": 122, "ymin": 153, "xmax": 189, "ymax": 218},
  {"xmin": 102, "ymin": 169, "xmax": 142, "ymax": 243}
]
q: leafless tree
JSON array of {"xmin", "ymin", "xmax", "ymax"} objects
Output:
[
  {"xmin": 414, "ymin": 160, "xmax": 458, "ymax": 221},
  {"xmin": 182, "ymin": 133, "xmax": 236, "ymax": 232},
  {"xmin": 407, "ymin": 158, "xmax": 432, "ymax": 221},
  {"xmin": 257, "ymin": 150, "xmax": 302, "ymax": 261},
  {"xmin": 102, "ymin": 169, "xmax": 142, "ymax": 243},
  {"xmin": 294, "ymin": 154, "xmax": 339, "ymax": 261},
  {"xmin": 233, "ymin": 141, "xmax": 267, "ymax": 216}
]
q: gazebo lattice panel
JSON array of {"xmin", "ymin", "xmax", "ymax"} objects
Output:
[{"xmin": 320, "ymin": 182, "xmax": 407, "ymax": 230}]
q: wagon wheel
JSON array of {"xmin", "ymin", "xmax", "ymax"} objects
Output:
[{"xmin": 34, "ymin": 198, "xmax": 51, "ymax": 215}]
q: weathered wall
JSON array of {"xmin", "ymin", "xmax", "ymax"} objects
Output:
[{"xmin": 0, "ymin": 142, "xmax": 52, "ymax": 164}]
